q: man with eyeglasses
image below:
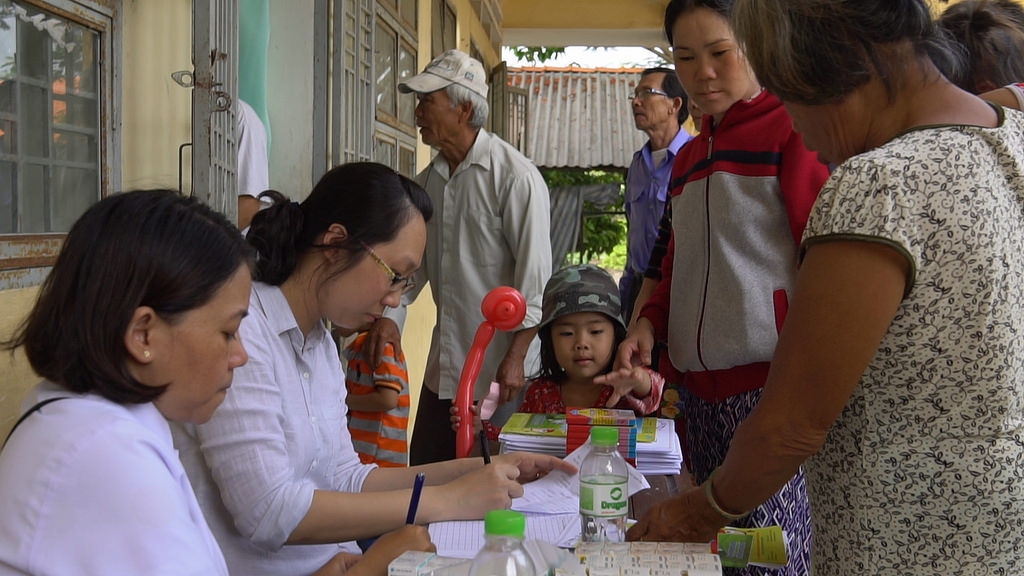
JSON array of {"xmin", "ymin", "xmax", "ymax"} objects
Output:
[
  {"xmin": 621, "ymin": 67, "xmax": 693, "ymax": 325},
  {"xmin": 366, "ymin": 50, "xmax": 552, "ymax": 465}
]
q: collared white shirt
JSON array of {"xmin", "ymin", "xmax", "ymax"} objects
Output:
[
  {"xmin": 173, "ymin": 282, "xmax": 371, "ymax": 576},
  {"xmin": 0, "ymin": 381, "xmax": 228, "ymax": 576},
  {"xmin": 236, "ymin": 99, "xmax": 269, "ymax": 200},
  {"xmin": 388, "ymin": 129, "xmax": 551, "ymax": 401}
]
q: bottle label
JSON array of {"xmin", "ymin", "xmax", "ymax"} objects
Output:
[{"xmin": 580, "ymin": 478, "xmax": 628, "ymax": 517}]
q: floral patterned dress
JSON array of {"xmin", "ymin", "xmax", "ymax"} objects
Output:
[{"xmin": 800, "ymin": 107, "xmax": 1024, "ymax": 575}]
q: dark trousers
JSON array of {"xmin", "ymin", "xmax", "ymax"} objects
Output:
[{"xmin": 409, "ymin": 387, "xmax": 456, "ymax": 465}]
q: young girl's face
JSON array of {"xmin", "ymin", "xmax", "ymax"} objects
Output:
[
  {"xmin": 671, "ymin": 6, "xmax": 761, "ymax": 124},
  {"xmin": 550, "ymin": 311, "xmax": 616, "ymax": 383}
]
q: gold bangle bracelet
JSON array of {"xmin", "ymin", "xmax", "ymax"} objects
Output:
[{"xmin": 704, "ymin": 469, "xmax": 747, "ymax": 521}]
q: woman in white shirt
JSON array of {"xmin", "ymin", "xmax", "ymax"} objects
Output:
[
  {"xmin": 0, "ymin": 190, "xmax": 431, "ymax": 576},
  {"xmin": 173, "ymin": 162, "xmax": 576, "ymax": 576}
]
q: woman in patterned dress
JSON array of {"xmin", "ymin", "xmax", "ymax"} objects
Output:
[{"xmin": 628, "ymin": 1, "xmax": 1024, "ymax": 575}]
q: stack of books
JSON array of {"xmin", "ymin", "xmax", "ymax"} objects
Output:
[
  {"xmin": 497, "ymin": 412, "xmax": 683, "ymax": 475},
  {"xmin": 565, "ymin": 407, "xmax": 639, "ymax": 465}
]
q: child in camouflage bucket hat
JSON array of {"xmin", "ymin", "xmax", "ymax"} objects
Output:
[{"xmin": 465, "ymin": 264, "xmax": 667, "ymax": 444}]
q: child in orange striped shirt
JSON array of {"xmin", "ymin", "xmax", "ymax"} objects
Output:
[{"xmin": 341, "ymin": 328, "xmax": 410, "ymax": 467}]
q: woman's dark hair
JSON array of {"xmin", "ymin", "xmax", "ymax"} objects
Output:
[
  {"xmin": 938, "ymin": 0, "xmax": 1024, "ymax": 93},
  {"xmin": 534, "ymin": 320, "xmax": 628, "ymax": 383},
  {"xmin": 246, "ymin": 162, "xmax": 433, "ymax": 286},
  {"xmin": 641, "ymin": 67, "xmax": 691, "ymax": 125},
  {"xmin": 732, "ymin": 0, "xmax": 961, "ymax": 106},
  {"xmin": 664, "ymin": 0, "xmax": 734, "ymax": 46},
  {"xmin": 2, "ymin": 189, "xmax": 253, "ymax": 404}
]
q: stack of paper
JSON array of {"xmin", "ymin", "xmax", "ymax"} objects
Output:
[
  {"xmin": 428, "ymin": 443, "xmax": 651, "ymax": 557},
  {"xmin": 498, "ymin": 414, "xmax": 683, "ymax": 475}
]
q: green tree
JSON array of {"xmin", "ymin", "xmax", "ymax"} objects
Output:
[
  {"xmin": 509, "ymin": 46, "xmax": 566, "ymax": 64},
  {"xmin": 540, "ymin": 168, "xmax": 626, "ymax": 269}
]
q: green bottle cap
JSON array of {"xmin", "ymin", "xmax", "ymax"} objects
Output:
[
  {"xmin": 590, "ymin": 426, "xmax": 619, "ymax": 447},
  {"xmin": 483, "ymin": 509, "xmax": 526, "ymax": 538}
]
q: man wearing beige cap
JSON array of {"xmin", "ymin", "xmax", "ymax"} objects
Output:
[{"xmin": 367, "ymin": 49, "xmax": 552, "ymax": 464}]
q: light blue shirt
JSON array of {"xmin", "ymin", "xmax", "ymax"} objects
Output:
[
  {"xmin": 173, "ymin": 282, "xmax": 372, "ymax": 576},
  {"xmin": 621, "ymin": 127, "xmax": 693, "ymax": 303},
  {"xmin": 0, "ymin": 382, "xmax": 228, "ymax": 575}
]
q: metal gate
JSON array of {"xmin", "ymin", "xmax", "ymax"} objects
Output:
[{"xmin": 190, "ymin": 0, "xmax": 238, "ymax": 219}]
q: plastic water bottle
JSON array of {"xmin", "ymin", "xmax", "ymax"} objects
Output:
[
  {"xmin": 467, "ymin": 510, "xmax": 536, "ymax": 576},
  {"xmin": 579, "ymin": 426, "xmax": 628, "ymax": 542}
]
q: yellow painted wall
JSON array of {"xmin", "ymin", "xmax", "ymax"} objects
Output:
[
  {"xmin": 0, "ymin": 288, "xmax": 42, "ymax": 438},
  {"xmin": 502, "ymin": 0, "xmax": 665, "ymax": 33},
  {"xmin": 121, "ymin": 0, "xmax": 193, "ymax": 191}
]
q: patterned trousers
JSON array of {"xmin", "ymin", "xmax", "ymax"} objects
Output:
[{"xmin": 682, "ymin": 386, "xmax": 813, "ymax": 576}]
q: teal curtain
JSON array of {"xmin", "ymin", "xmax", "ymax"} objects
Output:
[{"xmin": 239, "ymin": 0, "xmax": 270, "ymax": 147}]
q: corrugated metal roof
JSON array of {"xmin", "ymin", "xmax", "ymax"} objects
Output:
[{"xmin": 508, "ymin": 67, "xmax": 648, "ymax": 170}]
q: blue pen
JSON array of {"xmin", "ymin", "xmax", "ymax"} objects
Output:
[{"xmin": 406, "ymin": 472, "xmax": 426, "ymax": 524}]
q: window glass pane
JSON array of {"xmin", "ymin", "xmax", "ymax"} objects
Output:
[
  {"xmin": 19, "ymin": 8, "xmax": 49, "ymax": 80},
  {"xmin": 344, "ymin": 9, "xmax": 356, "ymax": 69},
  {"xmin": 0, "ymin": 161, "xmax": 13, "ymax": 233},
  {"xmin": 55, "ymin": 93, "xmax": 97, "ymax": 128},
  {"xmin": 51, "ymin": 166, "xmax": 95, "ymax": 230},
  {"xmin": 400, "ymin": 0, "xmax": 416, "ymax": 29},
  {"xmin": 443, "ymin": 3, "xmax": 456, "ymax": 53},
  {"xmin": 53, "ymin": 130, "xmax": 94, "ymax": 162},
  {"xmin": 375, "ymin": 136, "xmax": 395, "ymax": 168},
  {"xmin": 1, "ymin": 1, "xmax": 103, "ymax": 234},
  {"xmin": 51, "ymin": 17, "xmax": 98, "ymax": 94},
  {"xmin": 0, "ymin": 119, "xmax": 14, "ymax": 153},
  {"xmin": 398, "ymin": 42, "xmax": 415, "ymax": 128},
  {"xmin": 0, "ymin": 2, "xmax": 14, "ymax": 83},
  {"xmin": 375, "ymin": 21, "xmax": 396, "ymax": 118},
  {"xmin": 21, "ymin": 163, "xmax": 45, "ymax": 232},
  {"xmin": 21, "ymin": 83, "xmax": 46, "ymax": 156},
  {"xmin": 399, "ymin": 146, "xmax": 414, "ymax": 178},
  {"xmin": 431, "ymin": 0, "xmax": 442, "ymax": 57},
  {"xmin": 0, "ymin": 81, "xmax": 12, "ymax": 113}
]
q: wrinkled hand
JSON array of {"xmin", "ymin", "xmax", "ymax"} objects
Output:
[
  {"xmin": 495, "ymin": 352, "xmax": 527, "ymax": 405},
  {"xmin": 593, "ymin": 366, "xmax": 650, "ymax": 407},
  {"xmin": 449, "ymin": 402, "xmax": 483, "ymax": 434},
  {"xmin": 626, "ymin": 488, "xmax": 723, "ymax": 544},
  {"xmin": 350, "ymin": 525, "xmax": 435, "ymax": 576},
  {"xmin": 614, "ymin": 318, "xmax": 655, "ymax": 371},
  {"xmin": 365, "ymin": 318, "xmax": 401, "ymax": 368},
  {"xmin": 493, "ymin": 451, "xmax": 579, "ymax": 484}
]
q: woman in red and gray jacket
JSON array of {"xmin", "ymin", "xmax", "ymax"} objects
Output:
[{"xmin": 616, "ymin": 1, "xmax": 829, "ymax": 574}]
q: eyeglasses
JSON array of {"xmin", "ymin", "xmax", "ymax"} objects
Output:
[
  {"xmin": 630, "ymin": 87, "xmax": 670, "ymax": 101},
  {"xmin": 362, "ymin": 243, "xmax": 417, "ymax": 294}
]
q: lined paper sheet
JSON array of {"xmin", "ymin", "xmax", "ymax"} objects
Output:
[
  {"xmin": 428, "ymin": 513, "xmax": 581, "ymax": 558},
  {"xmin": 512, "ymin": 443, "xmax": 650, "ymax": 515}
]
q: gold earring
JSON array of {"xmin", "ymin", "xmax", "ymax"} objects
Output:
[{"xmin": 143, "ymin": 350, "xmax": 151, "ymax": 360}]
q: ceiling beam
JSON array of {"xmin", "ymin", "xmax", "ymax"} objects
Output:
[{"xmin": 501, "ymin": 0, "xmax": 667, "ymax": 47}]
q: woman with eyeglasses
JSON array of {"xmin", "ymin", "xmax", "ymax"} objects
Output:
[
  {"xmin": 172, "ymin": 162, "xmax": 576, "ymax": 576},
  {"xmin": 0, "ymin": 189, "xmax": 433, "ymax": 576}
]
